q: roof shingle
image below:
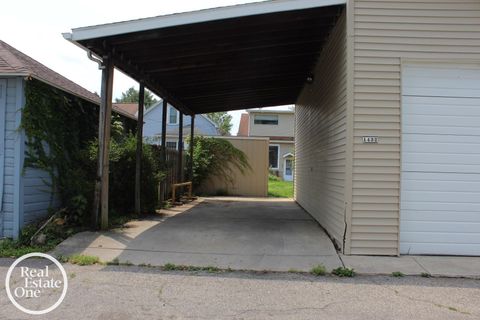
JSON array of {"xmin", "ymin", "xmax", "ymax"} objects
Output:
[{"xmin": 0, "ymin": 40, "xmax": 100, "ymax": 105}]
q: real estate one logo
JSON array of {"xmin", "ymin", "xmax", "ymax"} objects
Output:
[{"xmin": 5, "ymin": 253, "xmax": 68, "ymax": 315}]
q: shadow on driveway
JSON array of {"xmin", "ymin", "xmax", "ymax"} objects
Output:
[{"xmin": 52, "ymin": 197, "xmax": 342, "ymax": 272}]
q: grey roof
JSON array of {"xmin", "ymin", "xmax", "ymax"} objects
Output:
[{"xmin": 0, "ymin": 40, "xmax": 100, "ymax": 105}]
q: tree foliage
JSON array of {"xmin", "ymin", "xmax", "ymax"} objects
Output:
[
  {"xmin": 115, "ymin": 87, "xmax": 158, "ymax": 108},
  {"xmin": 190, "ymin": 136, "xmax": 251, "ymax": 188},
  {"xmin": 206, "ymin": 112, "xmax": 233, "ymax": 136}
]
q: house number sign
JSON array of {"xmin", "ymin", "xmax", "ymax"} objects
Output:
[{"xmin": 362, "ymin": 136, "xmax": 379, "ymax": 144}]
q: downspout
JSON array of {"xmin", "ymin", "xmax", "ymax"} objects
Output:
[{"xmin": 87, "ymin": 51, "xmax": 105, "ymax": 70}]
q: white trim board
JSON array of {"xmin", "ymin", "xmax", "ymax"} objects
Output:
[
  {"xmin": 269, "ymin": 143, "xmax": 280, "ymax": 169},
  {"xmin": 64, "ymin": 0, "xmax": 346, "ymax": 41}
]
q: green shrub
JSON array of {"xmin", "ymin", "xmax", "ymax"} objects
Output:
[
  {"xmin": 310, "ymin": 264, "xmax": 327, "ymax": 276},
  {"xmin": 268, "ymin": 174, "xmax": 280, "ymax": 181},
  {"xmin": 189, "ymin": 136, "xmax": 251, "ymax": 188},
  {"xmin": 332, "ymin": 267, "xmax": 356, "ymax": 277},
  {"xmin": 392, "ymin": 271, "xmax": 405, "ymax": 277},
  {"xmin": 89, "ymin": 134, "xmax": 164, "ymax": 215}
]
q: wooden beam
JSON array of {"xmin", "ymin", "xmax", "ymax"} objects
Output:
[
  {"xmin": 93, "ymin": 55, "xmax": 114, "ymax": 230},
  {"xmin": 189, "ymin": 115, "xmax": 195, "ymax": 181},
  {"xmin": 135, "ymin": 83, "xmax": 145, "ymax": 214},
  {"xmin": 109, "ymin": 52, "xmax": 193, "ymax": 116}
]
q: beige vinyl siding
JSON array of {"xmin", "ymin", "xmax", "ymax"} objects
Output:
[
  {"xmin": 295, "ymin": 11, "xmax": 347, "ymax": 249},
  {"xmin": 349, "ymin": 0, "xmax": 480, "ymax": 255},
  {"xmin": 198, "ymin": 137, "xmax": 269, "ymax": 197},
  {"xmin": 249, "ymin": 112, "xmax": 295, "ymax": 137}
]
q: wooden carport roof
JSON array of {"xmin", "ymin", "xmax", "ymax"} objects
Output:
[{"xmin": 64, "ymin": 0, "xmax": 345, "ymax": 115}]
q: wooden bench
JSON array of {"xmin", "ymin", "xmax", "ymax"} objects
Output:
[{"xmin": 171, "ymin": 181, "xmax": 193, "ymax": 203}]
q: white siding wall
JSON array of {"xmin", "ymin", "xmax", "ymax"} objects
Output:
[
  {"xmin": 295, "ymin": 11, "xmax": 347, "ymax": 248},
  {"xmin": 350, "ymin": 0, "xmax": 480, "ymax": 255}
]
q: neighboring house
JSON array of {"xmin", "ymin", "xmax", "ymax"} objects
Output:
[
  {"xmin": 0, "ymin": 40, "xmax": 135, "ymax": 239},
  {"xmin": 64, "ymin": 0, "xmax": 480, "ymax": 257},
  {"xmin": 114, "ymin": 101, "xmax": 221, "ymax": 148},
  {"xmin": 238, "ymin": 109, "xmax": 294, "ymax": 181}
]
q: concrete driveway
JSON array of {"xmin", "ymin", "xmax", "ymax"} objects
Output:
[{"xmin": 53, "ymin": 197, "xmax": 342, "ymax": 272}]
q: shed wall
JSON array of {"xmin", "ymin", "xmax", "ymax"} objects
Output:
[{"xmin": 198, "ymin": 137, "xmax": 269, "ymax": 197}]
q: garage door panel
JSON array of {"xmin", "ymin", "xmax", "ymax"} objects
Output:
[
  {"xmin": 402, "ymin": 172, "xmax": 480, "ymax": 182},
  {"xmin": 403, "ymin": 114, "xmax": 480, "ymax": 128},
  {"xmin": 403, "ymin": 125, "xmax": 480, "ymax": 136},
  {"xmin": 402, "ymin": 191, "xmax": 480, "ymax": 204},
  {"xmin": 404, "ymin": 96, "xmax": 480, "ymax": 108},
  {"xmin": 401, "ymin": 221, "xmax": 480, "ymax": 234},
  {"xmin": 400, "ymin": 179, "xmax": 480, "ymax": 192},
  {"xmin": 401, "ymin": 201, "xmax": 480, "ymax": 212},
  {"xmin": 400, "ymin": 243, "xmax": 480, "ymax": 256},
  {"xmin": 402, "ymin": 141, "xmax": 480, "ymax": 154},
  {"xmin": 401, "ymin": 210, "xmax": 480, "ymax": 223},
  {"xmin": 401, "ymin": 232, "xmax": 480, "ymax": 245},
  {"xmin": 401, "ymin": 63, "xmax": 480, "ymax": 256},
  {"xmin": 403, "ymin": 152, "xmax": 480, "ymax": 166},
  {"xmin": 404, "ymin": 87, "xmax": 480, "ymax": 98},
  {"xmin": 403, "ymin": 66, "xmax": 480, "ymax": 95},
  {"xmin": 403, "ymin": 133, "xmax": 480, "ymax": 144}
]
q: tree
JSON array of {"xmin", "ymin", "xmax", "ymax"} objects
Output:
[
  {"xmin": 115, "ymin": 87, "xmax": 158, "ymax": 108},
  {"xmin": 206, "ymin": 112, "xmax": 233, "ymax": 136}
]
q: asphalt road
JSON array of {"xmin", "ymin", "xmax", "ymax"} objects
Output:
[{"xmin": 1, "ymin": 262, "xmax": 479, "ymax": 320}]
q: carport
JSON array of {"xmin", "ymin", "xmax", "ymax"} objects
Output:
[{"xmin": 63, "ymin": 0, "xmax": 346, "ymax": 229}]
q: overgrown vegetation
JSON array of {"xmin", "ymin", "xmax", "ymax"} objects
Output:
[
  {"xmin": 310, "ymin": 264, "xmax": 327, "ymax": 276},
  {"xmin": 88, "ymin": 134, "xmax": 164, "ymax": 215},
  {"xmin": 0, "ymin": 79, "xmax": 167, "ymax": 258},
  {"xmin": 22, "ymin": 79, "xmax": 165, "ymax": 220},
  {"xmin": 22, "ymin": 79, "xmax": 100, "ymax": 226},
  {"xmin": 0, "ymin": 214, "xmax": 83, "ymax": 258},
  {"xmin": 190, "ymin": 136, "xmax": 251, "ymax": 188},
  {"xmin": 332, "ymin": 267, "xmax": 356, "ymax": 277},
  {"xmin": 268, "ymin": 175, "xmax": 294, "ymax": 198},
  {"xmin": 392, "ymin": 271, "xmax": 405, "ymax": 277}
]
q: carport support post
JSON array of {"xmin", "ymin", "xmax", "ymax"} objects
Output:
[
  {"xmin": 189, "ymin": 115, "xmax": 195, "ymax": 181},
  {"xmin": 135, "ymin": 83, "xmax": 145, "ymax": 214},
  {"xmin": 177, "ymin": 111, "xmax": 184, "ymax": 185},
  {"xmin": 93, "ymin": 55, "xmax": 114, "ymax": 230},
  {"xmin": 161, "ymin": 99, "xmax": 167, "ymax": 164}
]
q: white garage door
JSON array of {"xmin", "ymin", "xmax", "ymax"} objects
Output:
[{"xmin": 400, "ymin": 64, "xmax": 480, "ymax": 255}]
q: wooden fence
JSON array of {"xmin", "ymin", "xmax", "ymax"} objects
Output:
[{"xmin": 156, "ymin": 147, "xmax": 186, "ymax": 203}]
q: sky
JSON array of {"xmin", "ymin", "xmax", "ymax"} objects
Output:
[{"xmin": 0, "ymin": 0, "xmax": 292, "ymax": 135}]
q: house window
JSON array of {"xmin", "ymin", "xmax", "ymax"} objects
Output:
[
  {"xmin": 166, "ymin": 141, "xmax": 177, "ymax": 150},
  {"xmin": 254, "ymin": 114, "xmax": 278, "ymax": 125},
  {"xmin": 167, "ymin": 106, "xmax": 179, "ymax": 125},
  {"xmin": 269, "ymin": 145, "xmax": 279, "ymax": 169}
]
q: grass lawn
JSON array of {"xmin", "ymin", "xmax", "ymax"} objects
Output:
[{"xmin": 268, "ymin": 176, "xmax": 294, "ymax": 198}]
